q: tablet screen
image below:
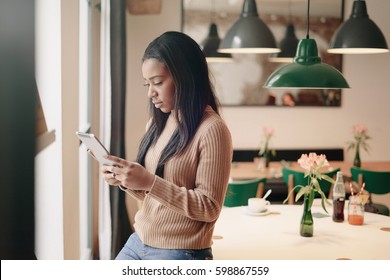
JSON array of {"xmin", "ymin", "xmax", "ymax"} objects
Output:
[{"xmin": 76, "ymin": 132, "xmax": 112, "ymax": 165}]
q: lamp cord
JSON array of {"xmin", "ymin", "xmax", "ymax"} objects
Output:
[
  {"xmin": 211, "ymin": 0, "xmax": 216, "ymax": 23},
  {"xmin": 306, "ymin": 0, "xmax": 310, "ymax": 39}
]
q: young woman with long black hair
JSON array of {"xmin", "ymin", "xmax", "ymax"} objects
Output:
[{"xmin": 101, "ymin": 31, "xmax": 232, "ymax": 260}]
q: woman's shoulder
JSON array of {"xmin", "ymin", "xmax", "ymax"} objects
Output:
[
  {"xmin": 202, "ymin": 105, "xmax": 223, "ymax": 121},
  {"xmin": 196, "ymin": 107, "xmax": 232, "ymax": 151},
  {"xmin": 199, "ymin": 106, "xmax": 230, "ymax": 133}
]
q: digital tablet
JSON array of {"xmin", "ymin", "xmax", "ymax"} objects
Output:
[{"xmin": 76, "ymin": 132, "xmax": 112, "ymax": 166}]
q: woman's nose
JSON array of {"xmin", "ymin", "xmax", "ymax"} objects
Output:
[{"xmin": 147, "ymin": 87, "xmax": 156, "ymax": 99}]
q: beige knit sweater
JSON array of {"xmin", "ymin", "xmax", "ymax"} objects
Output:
[{"xmin": 124, "ymin": 106, "xmax": 232, "ymax": 249}]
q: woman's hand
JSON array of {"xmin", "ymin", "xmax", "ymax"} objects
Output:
[{"xmin": 101, "ymin": 155, "xmax": 155, "ymax": 191}]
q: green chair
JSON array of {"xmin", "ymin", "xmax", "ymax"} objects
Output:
[
  {"xmin": 223, "ymin": 177, "xmax": 267, "ymax": 207},
  {"xmin": 282, "ymin": 167, "xmax": 340, "ymax": 204},
  {"xmin": 350, "ymin": 167, "xmax": 390, "ymax": 216}
]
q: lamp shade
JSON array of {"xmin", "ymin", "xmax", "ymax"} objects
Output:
[
  {"xmin": 201, "ymin": 23, "xmax": 233, "ymax": 63},
  {"xmin": 269, "ymin": 24, "xmax": 299, "ymax": 63},
  {"xmin": 218, "ymin": 0, "xmax": 279, "ymax": 54},
  {"xmin": 264, "ymin": 39, "xmax": 350, "ymax": 89},
  {"xmin": 328, "ymin": 0, "xmax": 389, "ymax": 54}
]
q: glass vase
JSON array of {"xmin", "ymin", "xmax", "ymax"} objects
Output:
[
  {"xmin": 264, "ymin": 152, "xmax": 270, "ymax": 168},
  {"xmin": 353, "ymin": 146, "xmax": 361, "ymax": 168},
  {"xmin": 300, "ymin": 190, "xmax": 314, "ymax": 237}
]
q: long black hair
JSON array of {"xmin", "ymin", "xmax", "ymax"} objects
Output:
[{"xmin": 136, "ymin": 31, "xmax": 221, "ymax": 177}]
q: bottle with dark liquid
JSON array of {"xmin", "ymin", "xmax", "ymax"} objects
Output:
[{"xmin": 332, "ymin": 171, "xmax": 345, "ymax": 222}]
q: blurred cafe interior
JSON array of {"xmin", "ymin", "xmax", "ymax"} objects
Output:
[{"xmin": 1, "ymin": 0, "xmax": 390, "ymax": 260}]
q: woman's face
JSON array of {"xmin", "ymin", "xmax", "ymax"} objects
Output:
[{"xmin": 142, "ymin": 58, "xmax": 176, "ymax": 113}]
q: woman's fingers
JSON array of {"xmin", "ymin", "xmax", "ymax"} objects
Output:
[
  {"xmin": 100, "ymin": 159, "xmax": 153, "ymax": 190},
  {"xmin": 104, "ymin": 154, "xmax": 126, "ymax": 166},
  {"xmin": 103, "ymin": 170, "xmax": 120, "ymax": 185}
]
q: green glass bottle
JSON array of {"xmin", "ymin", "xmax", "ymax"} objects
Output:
[
  {"xmin": 354, "ymin": 145, "xmax": 361, "ymax": 168},
  {"xmin": 300, "ymin": 190, "xmax": 314, "ymax": 237}
]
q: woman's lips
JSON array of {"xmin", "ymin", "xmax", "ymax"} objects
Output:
[{"xmin": 153, "ymin": 101, "xmax": 162, "ymax": 108}]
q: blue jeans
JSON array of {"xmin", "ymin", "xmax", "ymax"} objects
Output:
[{"xmin": 115, "ymin": 232, "xmax": 213, "ymax": 260}]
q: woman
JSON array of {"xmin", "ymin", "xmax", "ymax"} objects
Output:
[{"xmin": 101, "ymin": 31, "xmax": 232, "ymax": 260}]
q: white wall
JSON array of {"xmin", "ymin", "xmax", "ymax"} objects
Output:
[{"xmin": 221, "ymin": 0, "xmax": 390, "ymax": 162}]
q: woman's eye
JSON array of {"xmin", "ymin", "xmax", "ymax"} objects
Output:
[{"xmin": 143, "ymin": 81, "xmax": 162, "ymax": 87}]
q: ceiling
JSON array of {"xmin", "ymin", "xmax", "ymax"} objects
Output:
[{"xmin": 183, "ymin": 0, "xmax": 344, "ymax": 18}]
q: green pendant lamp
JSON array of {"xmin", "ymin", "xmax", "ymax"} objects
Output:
[
  {"xmin": 328, "ymin": 0, "xmax": 389, "ymax": 54},
  {"xmin": 218, "ymin": 0, "xmax": 280, "ymax": 54},
  {"xmin": 264, "ymin": 0, "xmax": 350, "ymax": 89}
]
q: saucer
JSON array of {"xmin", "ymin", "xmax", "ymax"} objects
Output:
[{"xmin": 243, "ymin": 207, "xmax": 269, "ymax": 216}]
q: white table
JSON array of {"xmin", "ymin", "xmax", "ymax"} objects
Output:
[{"xmin": 212, "ymin": 201, "xmax": 390, "ymax": 260}]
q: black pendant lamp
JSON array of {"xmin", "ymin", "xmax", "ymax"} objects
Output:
[
  {"xmin": 264, "ymin": 0, "xmax": 350, "ymax": 89},
  {"xmin": 269, "ymin": 1, "xmax": 299, "ymax": 63},
  {"xmin": 328, "ymin": 0, "xmax": 389, "ymax": 54},
  {"xmin": 218, "ymin": 0, "xmax": 280, "ymax": 54},
  {"xmin": 201, "ymin": 23, "xmax": 233, "ymax": 63},
  {"xmin": 200, "ymin": 0, "xmax": 233, "ymax": 63},
  {"xmin": 269, "ymin": 23, "xmax": 299, "ymax": 63}
]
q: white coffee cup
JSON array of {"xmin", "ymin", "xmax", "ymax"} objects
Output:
[{"xmin": 248, "ymin": 198, "xmax": 270, "ymax": 213}]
